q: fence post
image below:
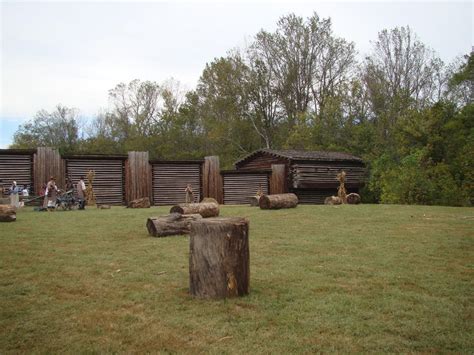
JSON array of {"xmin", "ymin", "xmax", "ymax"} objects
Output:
[{"xmin": 125, "ymin": 151, "xmax": 152, "ymax": 204}]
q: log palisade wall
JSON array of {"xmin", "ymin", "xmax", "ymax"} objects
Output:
[
  {"xmin": 0, "ymin": 148, "xmax": 364, "ymax": 205},
  {"xmin": 65, "ymin": 156, "xmax": 126, "ymax": 205},
  {"xmin": 222, "ymin": 171, "xmax": 270, "ymax": 205},
  {"xmin": 152, "ymin": 161, "xmax": 202, "ymax": 205},
  {"xmin": 34, "ymin": 147, "xmax": 65, "ymax": 194},
  {"xmin": 0, "ymin": 150, "xmax": 34, "ymax": 192},
  {"xmin": 126, "ymin": 151, "xmax": 152, "ymax": 204}
]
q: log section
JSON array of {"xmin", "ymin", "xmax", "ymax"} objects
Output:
[
  {"xmin": 189, "ymin": 217, "xmax": 249, "ymax": 299},
  {"xmin": 0, "ymin": 205, "xmax": 16, "ymax": 222},
  {"xmin": 259, "ymin": 193, "xmax": 298, "ymax": 209},
  {"xmin": 170, "ymin": 202, "xmax": 219, "ymax": 218},
  {"xmin": 147, "ymin": 213, "xmax": 202, "ymax": 237}
]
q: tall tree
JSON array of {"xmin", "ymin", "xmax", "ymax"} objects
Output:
[{"xmin": 12, "ymin": 105, "xmax": 80, "ymax": 154}]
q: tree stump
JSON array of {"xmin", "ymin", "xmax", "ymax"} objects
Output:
[
  {"xmin": 170, "ymin": 202, "xmax": 219, "ymax": 218},
  {"xmin": 346, "ymin": 193, "xmax": 361, "ymax": 204},
  {"xmin": 259, "ymin": 193, "xmax": 298, "ymax": 209},
  {"xmin": 147, "ymin": 213, "xmax": 202, "ymax": 237},
  {"xmin": 189, "ymin": 217, "xmax": 249, "ymax": 299},
  {"xmin": 0, "ymin": 205, "xmax": 16, "ymax": 222},
  {"xmin": 127, "ymin": 197, "xmax": 151, "ymax": 208}
]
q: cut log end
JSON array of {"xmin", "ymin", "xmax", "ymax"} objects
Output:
[
  {"xmin": 0, "ymin": 204, "xmax": 17, "ymax": 222},
  {"xmin": 147, "ymin": 213, "xmax": 202, "ymax": 237},
  {"xmin": 169, "ymin": 202, "xmax": 219, "ymax": 218}
]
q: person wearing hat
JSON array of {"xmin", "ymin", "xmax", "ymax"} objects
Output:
[
  {"xmin": 43, "ymin": 176, "xmax": 58, "ymax": 210},
  {"xmin": 10, "ymin": 181, "xmax": 20, "ymax": 208}
]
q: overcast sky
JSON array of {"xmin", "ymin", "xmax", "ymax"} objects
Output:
[{"xmin": 0, "ymin": 0, "xmax": 472, "ymax": 148}]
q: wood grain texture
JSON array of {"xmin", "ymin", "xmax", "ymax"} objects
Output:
[
  {"xmin": 170, "ymin": 202, "xmax": 219, "ymax": 218},
  {"xmin": 189, "ymin": 217, "xmax": 249, "ymax": 299},
  {"xmin": 259, "ymin": 193, "xmax": 298, "ymax": 209},
  {"xmin": 202, "ymin": 156, "xmax": 223, "ymax": 204},
  {"xmin": 0, "ymin": 204, "xmax": 16, "ymax": 222},
  {"xmin": 147, "ymin": 213, "xmax": 202, "ymax": 237}
]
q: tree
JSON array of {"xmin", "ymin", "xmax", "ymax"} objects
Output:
[{"xmin": 11, "ymin": 105, "xmax": 80, "ymax": 154}]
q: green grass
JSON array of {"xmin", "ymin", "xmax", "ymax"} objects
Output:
[{"xmin": 0, "ymin": 204, "xmax": 473, "ymax": 353}]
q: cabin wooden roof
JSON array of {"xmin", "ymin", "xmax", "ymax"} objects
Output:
[{"xmin": 235, "ymin": 149, "xmax": 363, "ymax": 167}]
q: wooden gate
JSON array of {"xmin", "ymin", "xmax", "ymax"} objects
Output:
[
  {"xmin": 152, "ymin": 162, "xmax": 202, "ymax": 205},
  {"xmin": 65, "ymin": 157, "xmax": 125, "ymax": 205},
  {"xmin": 222, "ymin": 171, "xmax": 270, "ymax": 205}
]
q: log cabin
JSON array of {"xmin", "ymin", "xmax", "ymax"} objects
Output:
[{"xmin": 234, "ymin": 149, "xmax": 366, "ymax": 204}]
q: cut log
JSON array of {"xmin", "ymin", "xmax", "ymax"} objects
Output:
[
  {"xmin": 127, "ymin": 197, "xmax": 151, "ymax": 208},
  {"xmin": 346, "ymin": 193, "xmax": 361, "ymax": 204},
  {"xmin": 201, "ymin": 197, "xmax": 219, "ymax": 205},
  {"xmin": 324, "ymin": 196, "xmax": 342, "ymax": 205},
  {"xmin": 189, "ymin": 217, "xmax": 249, "ymax": 299},
  {"xmin": 259, "ymin": 193, "xmax": 298, "ymax": 210},
  {"xmin": 0, "ymin": 205, "xmax": 16, "ymax": 222},
  {"xmin": 170, "ymin": 202, "xmax": 219, "ymax": 218},
  {"xmin": 147, "ymin": 213, "xmax": 202, "ymax": 237}
]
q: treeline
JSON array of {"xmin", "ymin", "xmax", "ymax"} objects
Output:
[{"xmin": 11, "ymin": 13, "xmax": 473, "ymax": 206}]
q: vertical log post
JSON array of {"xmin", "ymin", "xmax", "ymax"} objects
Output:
[
  {"xmin": 202, "ymin": 156, "xmax": 223, "ymax": 204},
  {"xmin": 189, "ymin": 217, "xmax": 249, "ymax": 299},
  {"xmin": 125, "ymin": 151, "xmax": 152, "ymax": 205},
  {"xmin": 270, "ymin": 164, "xmax": 287, "ymax": 195},
  {"xmin": 33, "ymin": 147, "xmax": 64, "ymax": 195}
]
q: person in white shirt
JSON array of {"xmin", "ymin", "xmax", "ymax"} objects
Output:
[{"xmin": 77, "ymin": 177, "xmax": 87, "ymax": 209}]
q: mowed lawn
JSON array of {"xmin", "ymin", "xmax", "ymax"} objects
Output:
[{"xmin": 0, "ymin": 204, "xmax": 473, "ymax": 353}]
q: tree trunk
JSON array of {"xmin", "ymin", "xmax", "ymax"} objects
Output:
[
  {"xmin": 127, "ymin": 197, "xmax": 151, "ymax": 208},
  {"xmin": 189, "ymin": 217, "xmax": 249, "ymax": 299},
  {"xmin": 259, "ymin": 193, "xmax": 298, "ymax": 209},
  {"xmin": 147, "ymin": 213, "xmax": 202, "ymax": 237},
  {"xmin": 0, "ymin": 205, "xmax": 16, "ymax": 222},
  {"xmin": 170, "ymin": 202, "xmax": 219, "ymax": 218}
]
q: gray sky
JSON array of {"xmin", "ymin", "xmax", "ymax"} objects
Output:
[{"xmin": 0, "ymin": 0, "xmax": 472, "ymax": 148}]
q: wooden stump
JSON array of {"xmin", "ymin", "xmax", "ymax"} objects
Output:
[
  {"xmin": 189, "ymin": 217, "xmax": 249, "ymax": 299},
  {"xmin": 259, "ymin": 193, "xmax": 298, "ymax": 210},
  {"xmin": 127, "ymin": 197, "xmax": 151, "ymax": 208},
  {"xmin": 147, "ymin": 213, "xmax": 202, "ymax": 237},
  {"xmin": 170, "ymin": 202, "xmax": 219, "ymax": 218},
  {"xmin": 0, "ymin": 205, "xmax": 16, "ymax": 222},
  {"xmin": 346, "ymin": 193, "xmax": 361, "ymax": 204}
]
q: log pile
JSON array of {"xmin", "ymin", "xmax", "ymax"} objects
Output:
[
  {"xmin": 0, "ymin": 205, "xmax": 16, "ymax": 222},
  {"xmin": 170, "ymin": 202, "xmax": 219, "ymax": 218},
  {"xmin": 189, "ymin": 217, "xmax": 249, "ymax": 299},
  {"xmin": 259, "ymin": 193, "xmax": 298, "ymax": 210},
  {"xmin": 128, "ymin": 197, "xmax": 151, "ymax": 208},
  {"xmin": 147, "ymin": 213, "xmax": 202, "ymax": 237}
]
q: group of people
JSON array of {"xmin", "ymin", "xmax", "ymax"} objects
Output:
[{"xmin": 7, "ymin": 176, "xmax": 87, "ymax": 210}]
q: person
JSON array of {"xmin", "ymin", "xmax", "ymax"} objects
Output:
[
  {"xmin": 64, "ymin": 177, "xmax": 74, "ymax": 192},
  {"xmin": 43, "ymin": 176, "xmax": 58, "ymax": 210},
  {"xmin": 9, "ymin": 181, "xmax": 20, "ymax": 208},
  {"xmin": 77, "ymin": 176, "xmax": 86, "ymax": 210},
  {"xmin": 185, "ymin": 184, "xmax": 194, "ymax": 204},
  {"xmin": 22, "ymin": 185, "xmax": 29, "ymax": 197}
]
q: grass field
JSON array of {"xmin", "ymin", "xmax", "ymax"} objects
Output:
[{"xmin": 0, "ymin": 204, "xmax": 473, "ymax": 353}]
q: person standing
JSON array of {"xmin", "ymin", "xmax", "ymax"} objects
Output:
[
  {"xmin": 10, "ymin": 181, "xmax": 20, "ymax": 208},
  {"xmin": 185, "ymin": 184, "xmax": 194, "ymax": 204},
  {"xmin": 77, "ymin": 176, "xmax": 86, "ymax": 210},
  {"xmin": 43, "ymin": 177, "xmax": 58, "ymax": 210}
]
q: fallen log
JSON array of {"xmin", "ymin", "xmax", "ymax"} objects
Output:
[
  {"xmin": 147, "ymin": 213, "xmax": 202, "ymax": 237},
  {"xmin": 259, "ymin": 193, "xmax": 298, "ymax": 210},
  {"xmin": 189, "ymin": 217, "xmax": 249, "ymax": 299},
  {"xmin": 170, "ymin": 202, "xmax": 219, "ymax": 218},
  {"xmin": 0, "ymin": 204, "xmax": 16, "ymax": 222},
  {"xmin": 128, "ymin": 197, "xmax": 151, "ymax": 208},
  {"xmin": 324, "ymin": 196, "xmax": 343, "ymax": 205},
  {"xmin": 346, "ymin": 193, "xmax": 361, "ymax": 204},
  {"xmin": 201, "ymin": 197, "xmax": 219, "ymax": 205}
]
